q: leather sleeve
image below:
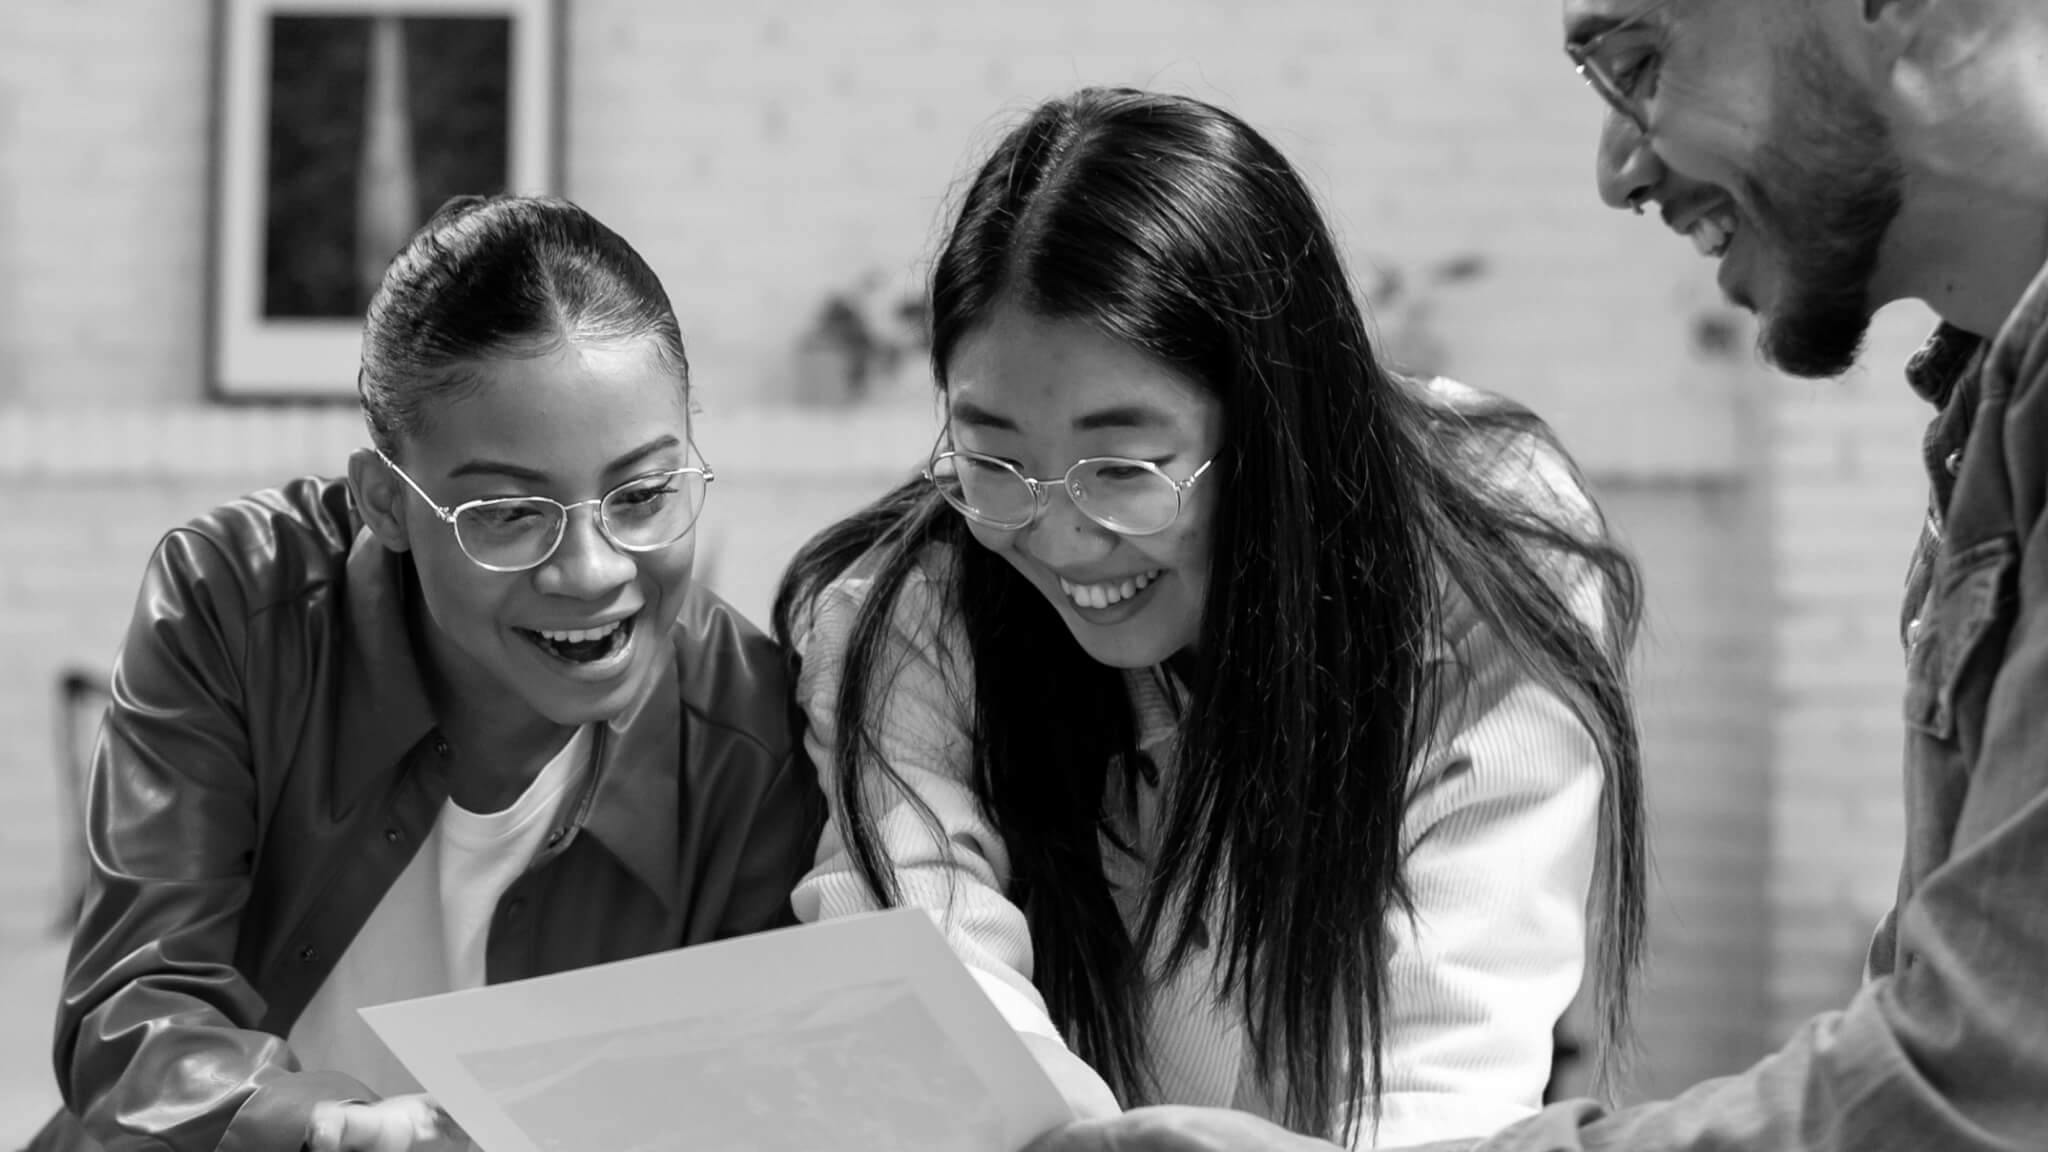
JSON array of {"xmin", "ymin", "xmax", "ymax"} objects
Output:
[
  {"xmin": 709, "ymin": 740, "xmax": 827, "ymax": 938},
  {"xmin": 54, "ymin": 528, "xmax": 372, "ymax": 1152}
]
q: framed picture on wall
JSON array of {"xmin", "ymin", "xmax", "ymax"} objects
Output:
[{"xmin": 208, "ymin": 0, "xmax": 562, "ymax": 402}]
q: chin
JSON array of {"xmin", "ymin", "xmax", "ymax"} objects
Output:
[
  {"xmin": 1758, "ymin": 303, "xmax": 1874, "ymax": 380},
  {"xmin": 519, "ymin": 645, "xmax": 664, "ymax": 728},
  {"xmin": 1071, "ymin": 640, "xmax": 1160, "ymax": 671},
  {"xmin": 512, "ymin": 684, "xmax": 620, "ymax": 729},
  {"xmin": 1062, "ymin": 619, "xmax": 1183, "ymax": 671},
  {"xmin": 556, "ymin": 688, "xmax": 641, "ymax": 726}
]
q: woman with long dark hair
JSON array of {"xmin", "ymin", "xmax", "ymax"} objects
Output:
[{"xmin": 775, "ymin": 88, "xmax": 1646, "ymax": 1150}]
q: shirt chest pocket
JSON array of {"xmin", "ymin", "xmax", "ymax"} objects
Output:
[{"xmin": 1904, "ymin": 536, "xmax": 2017, "ymax": 741}]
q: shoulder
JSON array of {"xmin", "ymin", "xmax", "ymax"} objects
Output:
[
  {"xmin": 1421, "ymin": 375, "xmax": 1603, "ymax": 537},
  {"xmin": 1416, "ymin": 377, "xmax": 1621, "ymax": 657},
  {"xmin": 1421, "ymin": 375, "xmax": 1614, "ymax": 631},
  {"xmin": 792, "ymin": 540, "xmax": 966, "ymax": 675},
  {"xmin": 147, "ymin": 475, "xmax": 357, "ymax": 620},
  {"xmin": 669, "ymin": 583, "xmax": 799, "ymax": 761}
]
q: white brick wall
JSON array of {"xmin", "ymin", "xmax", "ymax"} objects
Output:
[
  {"xmin": 0, "ymin": 0, "xmax": 1949, "ymax": 1126},
  {"xmin": 564, "ymin": 0, "xmax": 1748, "ymax": 477},
  {"xmin": 1765, "ymin": 303, "xmax": 1937, "ymax": 1033},
  {"xmin": 1597, "ymin": 474, "xmax": 1777, "ymax": 1100},
  {"xmin": 0, "ymin": 1, "xmax": 211, "ymax": 407}
]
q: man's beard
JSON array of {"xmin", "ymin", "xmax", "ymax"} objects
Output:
[{"xmin": 1740, "ymin": 31, "xmax": 1905, "ymax": 379}]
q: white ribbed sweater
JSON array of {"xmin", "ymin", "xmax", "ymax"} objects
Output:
[{"xmin": 790, "ymin": 436, "xmax": 1605, "ymax": 1150}]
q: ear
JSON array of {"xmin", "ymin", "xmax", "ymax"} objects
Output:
[
  {"xmin": 347, "ymin": 447, "xmax": 413, "ymax": 553},
  {"xmin": 1860, "ymin": 0, "xmax": 1995, "ymax": 122}
]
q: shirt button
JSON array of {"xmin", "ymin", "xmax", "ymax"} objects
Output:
[
  {"xmin": 433, "ymin": 738, "xmax": 451, "ymax": 758},
  {"xmin": 506, "ymin": 897, "xmax": 528, "ymax": 919},
  {"xmin": 1907, "ymin": 618, "xmax": 1924, "ymax": 646},
  {"xmin": 545, "ymin": 828, "xmax": 566, "ymax": 847},
  {"xmin": 384, "ymin": 827, "xmax": 402, "ymax": 843},
  {"xmin": 298, "ymin": 945, "xmax": 317, "ymax": 962},
  {"xmin": 1945, "ymin": 450, "xmax": 1962, "ymax": 476}
]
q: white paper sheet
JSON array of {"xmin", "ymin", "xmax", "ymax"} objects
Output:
[{"xmin": 359, "ymin": 908, "xmax": 1070, "ymax": 1152}]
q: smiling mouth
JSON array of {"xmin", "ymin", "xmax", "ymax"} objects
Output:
[
  {"xmin": 1059, "ymin": 571, "xmax": 1161, "ymax": 610},
  {"xmin": 1683, "ymin": 210, "xmax": 1738, "ymax": 259},
  {"xmin": 517, "ymin": 616, "xmax": 635, "ymax": 664}
]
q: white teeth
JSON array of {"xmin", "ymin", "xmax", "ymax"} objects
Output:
[
  {"xmin": 1058, "ymin": 570, "xmax": 1159, "ymax": 609},
  {"xmin": 538, "ymin": 620, "xmax": 624, "ymax": 643},
  {"xmin": 1689, "ymin": 214, "xmax": 1735, "ymax": 258}
]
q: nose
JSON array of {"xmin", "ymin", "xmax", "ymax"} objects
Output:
[
  {"xmin": 533, "ymin": 503, "xmax": 636, "ymax": 598},
  {"xmin": 1595, "ymin": 110, "xmax": 1662, "ymax": 213},
  {"xmin": 1016, "ymin": 481, "xmax": 1115, "ymax": 572}
]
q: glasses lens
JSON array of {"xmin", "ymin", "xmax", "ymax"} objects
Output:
[
  {"xmin": 1071, "ymin": 459, "xmax": 1179, "ymax": 535},
  {"xmin": 602, "ymin": 469, "xmax": 709, "ymax": 550},
  {"xmin": 930, "ymin": 453, "xmax": 1034, "ymax": 527},
  {"xmin": 454, "ymin": 500, "xmax": 565, "ymax": 570},
  {"xmin": 1575, "ymin": 58, "xmax": 1639, "ymax": 128}
]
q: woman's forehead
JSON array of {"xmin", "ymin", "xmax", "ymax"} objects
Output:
[
  {"xmin": 406, "ymin": 341, "xmax": 692, "ymax": 478},
  {"xmin": 947, "ymin": 311, "xmax": 1216, "ymax": 433}
]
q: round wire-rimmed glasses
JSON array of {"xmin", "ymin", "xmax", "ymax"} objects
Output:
[
  {"xmin": 925, "ymin": 447, "xmax": 1212, "ymax": 537},
  {"xmin": 1564, "ymin": 0, "xmax": 1685, "ymax": 135},
  {"xmin": 374, "ymin": 446, "xmax": 715, "ymax": 573}
]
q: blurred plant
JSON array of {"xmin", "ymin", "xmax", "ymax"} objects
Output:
[
  {"xmin": 1357, "ymin": 252, "xmax": 1490, "ymax": 378},
  {"xmin": 796, "ymin": 269, "xmax": 931, "ymax": 404}
]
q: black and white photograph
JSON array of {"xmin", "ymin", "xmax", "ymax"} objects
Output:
[{"xmin": 4, "ymin": 2, "xmax": 2047, "ymax": 1150}]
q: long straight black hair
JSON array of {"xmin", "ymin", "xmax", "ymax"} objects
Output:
[{"xmin": 775, "ymin": 87, "xmax": 1645, "ymax": 1140}]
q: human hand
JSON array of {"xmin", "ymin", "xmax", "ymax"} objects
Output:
[
  {"xmin": 1022, "ymin": 1105, "xmax": 1340, "ymax": 1152},
  {"xmin": 306, "ymin": 1094, "xmax": 470, "ymax": 1152},
  {"xmin": 1019, "ymin": 1031, "xmax": 1124, "ymax": 1121}
]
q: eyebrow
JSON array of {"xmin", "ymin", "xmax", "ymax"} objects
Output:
[
  {"xmin": 446, "ymin": 434, "xmax": 683, "ymax": 483},
  {"xmin": 949, "ymin": 399, "xmax": 1174, "ymax": 433},
  {"xmin": 1565, "ymin": 14, "xmax": 1626, "ymax": 50},
  {"xmin": 1566, "ymin": 0, "xmax": 1671, "ymax": 51},
  {"xmin": 1075, "ymin": 405, "xmax": 1172, "ymax": 432},
  {"xmin": 949, "ymin": 399, "xmax": 1017, "ymax": 431}
]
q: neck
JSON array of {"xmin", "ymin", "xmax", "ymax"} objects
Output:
[
  {"xmin": 1881, "ymin": 18, "xmax": 2048, "ymax": 337},
  {"xmin": 436, "ymin": 709, "xmax": 578, "ymax": 812},
  {"xmin": 1888, "ymin": 170, "xmax": 2048, "ymax": 338},
  {"xmin": 1164, "ymin": 647, "xmax": 1209, "ymax": 697},
  {"xmin": 410, "ymin": 598, "xmax": 577, "ymax": 812}
]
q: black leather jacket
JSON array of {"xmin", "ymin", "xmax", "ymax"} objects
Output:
[{"xmin": 31, "ymin": 476, "xmax": 821, "ymax": 1152}]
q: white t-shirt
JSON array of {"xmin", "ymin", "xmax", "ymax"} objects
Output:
[{"xmin": 287, "ymin": 725, "xmax": 592, "ymax": 1096}]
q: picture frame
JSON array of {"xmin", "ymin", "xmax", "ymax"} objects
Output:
[{"xmin": 207, "ymin": 0, "xmax": 563, "ymax": 402}]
